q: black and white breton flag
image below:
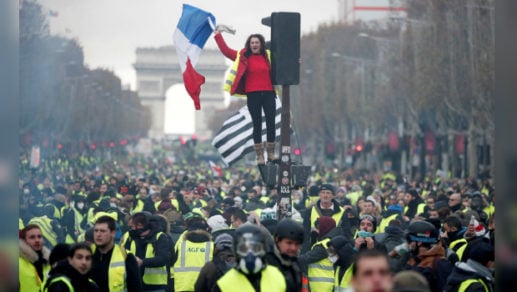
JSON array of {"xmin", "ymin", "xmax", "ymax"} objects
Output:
[{"xmin": 212, "ymin": 98, "xmax": 284, "ymax": 166}]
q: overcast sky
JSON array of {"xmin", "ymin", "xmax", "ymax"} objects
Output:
[{"xmin": 38, "ymin": 0, "xmax": 341, "ymax": 90}]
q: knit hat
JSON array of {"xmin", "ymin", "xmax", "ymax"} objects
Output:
[
  {"xmin": 316, "ymin": 216, "xmax": 336, "ymax": 237},
  {"xmin": 359, "ymin": 214, "xmax": 377, "ymax": 231},
  {"xmin": 309, "ymin": 185, "xmax": 320, "ymax": 197},
  {"xmin": 214, "ymin": 233, "xmax": 234, "ymax": 250},
  {"xmin": 320, "ymin": 184, "xmax": 335, "ymax": 195},
  {"xmin": 207, "ymin": 215, "xmax": 229, "ymax": 233}
]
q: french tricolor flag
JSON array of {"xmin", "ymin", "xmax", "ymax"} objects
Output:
[{"xmin": 173, "ymin": 4, "xmax": 216, "ymax": 110}]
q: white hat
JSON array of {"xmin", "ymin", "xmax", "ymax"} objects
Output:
[{"xmin": 207, "ymin": 215, "xmax": 228, "ymax": 233}]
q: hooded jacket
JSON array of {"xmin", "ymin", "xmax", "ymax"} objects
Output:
[
  {"xmin": 382, "ymin": 225, "xmax": 407, "ymax": 273},
  {"xmin": 264, "ymin": 243, "xmax": 303, "ymax": 292},
  {"xmin": 445, "ymin": 259, "xmax": 494, "ymax": 292},
  {"xmin": 19, "ymin": 239, "xmax": 51, "ymax": 292}
]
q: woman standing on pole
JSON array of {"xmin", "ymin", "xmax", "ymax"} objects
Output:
[{"xmin": 214, "ymin": 26, "xmax": 277, "ymax": 165}]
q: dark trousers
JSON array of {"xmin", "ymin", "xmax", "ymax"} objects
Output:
[{"xmin": 247, "ymin": 91, "xmax": 276, "ymax": 144}]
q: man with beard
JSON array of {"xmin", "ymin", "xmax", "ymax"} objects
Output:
[
  {"xmin": 265, "ymin": 218, "xmax": 305, "ymax": 292},
  {"xmin": 44, "ymin": 243, "xmax": 100, "ymax": 292},
  {"xmin": 90, "ymin": 215, "xmax": 142, "ymax": 292}
]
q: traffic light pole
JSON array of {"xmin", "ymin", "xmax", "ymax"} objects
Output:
[{"xmin": 277, "ymin": 86, "xmax": 292, "ymax": 220}]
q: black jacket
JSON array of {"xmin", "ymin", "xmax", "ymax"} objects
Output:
[
  {"xmin": 298, "ymin": 227, "xmax": 342, "ymax": 273},
  {"xmin": 45, "ymin": 261, "xmax": 100, "ymax": 292},
  {"xmin": 264, "ymin": 244, "xmax": 303, "ymax": 292},
  {"xmin": 126, "ymin": 229, "xmax": 170, "ymax": 291},
  {"xmin": 90, "ymin": 245, "xmax": 143, "ymax": 292},
  {"xmin": 445, "ymin": 259, "xmax": 494, "ymax": 292}
]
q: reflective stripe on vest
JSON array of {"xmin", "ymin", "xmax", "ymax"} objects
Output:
[
  {"xmin": 28, "ymin": 217, "xmax": 58, "ymax": 247},
  {"xmin": 308, "ymin": 238, "xmax": 334, "ymax": 291},
  {"xmin": 44, "ymin": 276, "xmax": 74, "ymax": 292},
  {"xmin": 450, "ymin": 238, "xmax": 468, "ymax": 260},
  {"xmin": 334, "ymin": 264, "xmax": 354, "ymax": 289},
  {"xmin": 458, "ymin": 278, "xmax": 489, "ymax": 292},
  {"xmin": 217, "ymin": 266, "xmax": 286, "ymax": 292},
  {"xmin": 91, "ymin": 244, "xmax": 127, "ymax": 292},
  {"xmin": 128, "ymin": 232, "xmax": 168, "ymax": 285},
  {"xmin": 310, "ymin": 206, "xmax": 344, "ymax": 229},
  {"xmin": 173, "ymin": 239, "xmax": 213, "ymax": 291}
]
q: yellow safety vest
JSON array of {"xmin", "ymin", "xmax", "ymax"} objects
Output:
[
  {"xmin": 127, "ymin": 232, "xmax": 168, "ymax": 286},
  {"xmin": 173, "ymin": 239, "xmax": 213, "ymax": 291},
  {"xmin": 92, "ymin": 244, "xmax": 128, "ymax": 292},
  {"xmin": 310, "ymin": 206, "xmax": 344, "ymax": 230},
  {"xmin": 334, "ymin": 264, "xmax": 354, "ymax": 291},
  {"xmin": 403, "ymin": 203, "xmax": 426, "ymax": 217},
  {"xmin": 458, "ymin": 278, "xmax": 489, "ymax": 292},
  {"xmin": 28, "ymin": 216, "xmax": 58, "ymax": 248},
  {"xmin": 19, "ymin": 255, "xmax": 50, "ymax": 292},
  {"xmin": 377, "ymin": 213, "xmax": 399, "ymax": 233},
  {"xmin": 43, "ymin": 275, "xmax": 97, "ymax": 292},
  {"xmin": 154, "ymin": 199, "xmax": 179, "ymax": 211},
  {"xmin": 131, "ymin": 200, "xmax": 144, "ymax": 214},
  {"xmin": 308, "ymin": 238, "xmax": 334, "ymax": 292},
  {"xmin": 450, "ymin": 238, "xmax": 468, "ymax": 261},
  {"xmin": 217, "ymin": 266, "xmax": 286, "ymax": 292},
  {"xmin": 346, "ymin": 191, "xmax": 362, "ymax": 206}
]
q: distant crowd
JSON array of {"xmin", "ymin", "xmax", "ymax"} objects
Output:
[{"xmin": 18, "ymin": 152, "xmax": 495, "ymax": 292}]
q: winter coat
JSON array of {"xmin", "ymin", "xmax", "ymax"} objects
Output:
[
  {"xmin": 194, "ymin": 247, "xmax": 235, "ymax": 292},
  {"xmin": 264, "ymin": 243, "xmax": 303, "ymax": 292},
  {"xmin": 382, "ymin": 225, "xmax": 407, "ymax": 272},
  {"xmin": 19, "ymin": 239, "xmax": 50, "ymax": 292},
  {"xmin": 406, "ymin": 242, "xmax": 453, "ymax": 292},
  {"xmin": 445, "ymin": 259, "xmax": 494, "ymax": 292}
]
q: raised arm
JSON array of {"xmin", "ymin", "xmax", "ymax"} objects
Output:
[{"xmin": 214, "ymin": 32, "xmax": 238, "ymax": 61}]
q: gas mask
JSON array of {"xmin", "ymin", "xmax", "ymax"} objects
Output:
[{"xmin": 236, "ymin": 233, "xmax": 266, "ymax": 275}]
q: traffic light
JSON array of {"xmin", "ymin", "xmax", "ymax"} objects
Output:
[{"xmin": 261, "ymin": 12, "xmax": 300, "ymax": 85}]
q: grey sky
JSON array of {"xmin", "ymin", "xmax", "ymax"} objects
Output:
[{"xmin": 37, "ymin": 0, "xmax": 340, "ymax": 89}]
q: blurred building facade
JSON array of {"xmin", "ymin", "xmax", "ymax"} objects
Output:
[{"xmin": 338, "ymin": 0, "xmax": 407, "ymax": 24}]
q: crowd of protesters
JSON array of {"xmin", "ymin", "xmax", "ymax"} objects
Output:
[{"xmin": 18, "ymin": 150, "xmax": 495, "ymax": 291}]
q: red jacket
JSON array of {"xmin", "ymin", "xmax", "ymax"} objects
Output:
[{"xmin": 214, "ymin": 33, "xmax": 272, "ymax": 96}]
